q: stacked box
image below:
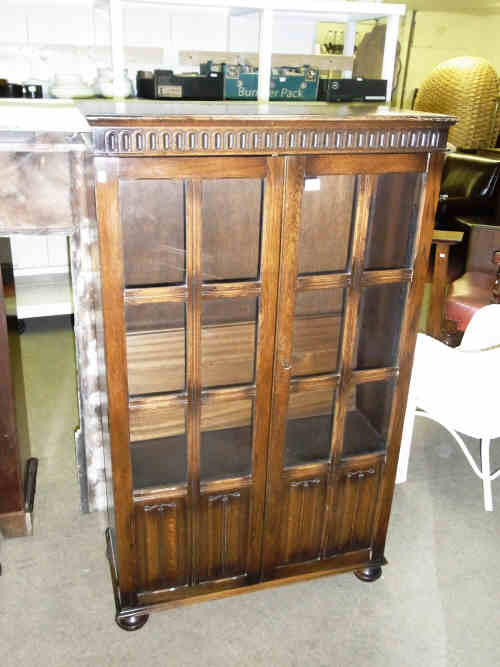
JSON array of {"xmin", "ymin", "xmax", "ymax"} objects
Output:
[
  {"xmin": 137, "ymin": 69, "xmax": 224, "ymax": 100},
  {"xmin": 201, "ymin": 62, "xmax": 320, "ymax": 101}
]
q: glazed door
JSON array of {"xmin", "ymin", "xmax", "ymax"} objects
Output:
[
  {"xmin": 96, "ymin": 156, "xmax": 282, "ymax": 598},
  {"xmin": 262, "ymin": 153, "xmax": 428, "ymax": 578}
]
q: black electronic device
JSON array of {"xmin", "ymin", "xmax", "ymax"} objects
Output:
[
  {"xmin": 137, "ymin": 69, "xmax": 224, "ymax": 101},
  {"xmin": 318, "ymin": 77, "xmax": 387, "ymax": 102}
]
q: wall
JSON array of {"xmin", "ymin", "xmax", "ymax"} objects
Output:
[{"xmin": 399, "ymin": 10, "xmax": 500, "ymax": 108}]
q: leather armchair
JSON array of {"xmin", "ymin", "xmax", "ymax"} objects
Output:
[{"xmin": 427, "ymin": 153, "xmax": 500, "ymax": 338}]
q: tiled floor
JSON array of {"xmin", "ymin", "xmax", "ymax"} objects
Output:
[{"xmin": 1, "ymin": 316, "xmax": 499, "ymax": 666}]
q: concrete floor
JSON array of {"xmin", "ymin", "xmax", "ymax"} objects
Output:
[{"xmin": 1, "ymin": 316, "xmax": 499, "ymax": 666}]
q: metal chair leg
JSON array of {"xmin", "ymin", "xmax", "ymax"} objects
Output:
[{"xmin": 481, "ymin": 438, "xmax": 493, "ymax": 511}]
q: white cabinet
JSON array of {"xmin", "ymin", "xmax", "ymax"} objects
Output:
[
  {"xmin": 46, "ymin": 236, "xmax": 70, "ymax": 270},
  {"xmin": 9, "ymin": 235, "xmax": 73, "ymax": 319},
  {"xmin": 10, "ymin": 235, "xmax": 69, "ymax": 276},
  {"xmin": 9, "ymin": 236, "xmax": 48, "ymax": 274}
]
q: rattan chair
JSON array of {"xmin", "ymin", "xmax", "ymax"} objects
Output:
[{"xmin": 414, "ymin": 56, "xmax": 499, "ymax": 149}]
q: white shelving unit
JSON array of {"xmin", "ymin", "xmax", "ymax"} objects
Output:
[
  {"xmin": 8, "ymin": 236, "xmax": 74, "ymax": 319},
  {"xmin": 6, "ymin": 273, "xmax": 73, "ymax": 320},
  {"xmin": 96, "ymin": 0, "xmax": 406, "ymax": 102}
]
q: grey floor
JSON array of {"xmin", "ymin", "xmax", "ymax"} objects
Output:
[{"xmin": 1, "ymin": 316, "xmax": 499, "ymax": 667}]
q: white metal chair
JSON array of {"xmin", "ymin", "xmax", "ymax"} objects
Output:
[{"xmin": 396, "ymin": 304, "xmax": 500, "ymax": 511}]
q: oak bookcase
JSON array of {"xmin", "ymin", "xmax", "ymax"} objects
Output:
[{"xmin": 87, "ymin": 103, "xmax": 453, "ymax": 629}]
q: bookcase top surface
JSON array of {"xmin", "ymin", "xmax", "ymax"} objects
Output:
[{"xmin": 80, "ymin": 100, "xmax": 455, "ymax": 127}]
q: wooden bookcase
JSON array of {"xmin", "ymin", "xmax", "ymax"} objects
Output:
[{"xmin": 87, "ymin": 103, "xmax": 453, "ymax": 629}]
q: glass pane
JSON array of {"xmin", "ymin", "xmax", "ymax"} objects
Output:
[
  {"xmin": 202, "ymin": 179, "xmax": 262, "ymax": 281},
  {"xmin": 200, "ymin": 399, "xmax": 254, "ymax": 481},
  {"xmin": 130, "ymin": 403, "xmax": 187, "ymax": 489},
  {"xmin": 364, "ymin": 173, "xmax": 423, "ymax": 270},
  {"xmin": 126, "ymin": 302, "xmax": 186, "ymax": 396},
  {"xmin": 202, "ymin": 297, "xmax": 257, "ymax": 388},
  {"xmin": 356, "ymin": 283, "xmax": 407, "ymax": 370},
  {"xmin": 343, "ymin": 380, "xmax": 395, "ymax": 457},
  {"xmin": 299, "ymin": 175, "xmax": 356, "ymax": 275},
  {"xmin": 120, "ymin": 180, "xmax": 185, "ymax": 287},
  {"xmin": 292, "ymin": 289, "xmax": 345, "ymax": 377},
  {"xmin": 285, "ymin": 386, "xmax": 336, "ymax": 467}
]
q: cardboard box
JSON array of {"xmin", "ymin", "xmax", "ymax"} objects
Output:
[{"xmin": 201, "ymin": 62, "xmax": 319, "ymax": 101}]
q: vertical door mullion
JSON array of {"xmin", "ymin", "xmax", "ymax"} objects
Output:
[
  {"xmin": 320, "ymin": 174, "xmax": 375, "ymax": 555},
  {"xmin": 246, "ymin": 156, "xmax": 284, "ymax": 580},
  {"xmin": 186, "ymin": 180, "xmax": 203, "ymax": 585},
  {"xmin": 261, "ymin": 155, "xmax": 305, "ymax": 578}
]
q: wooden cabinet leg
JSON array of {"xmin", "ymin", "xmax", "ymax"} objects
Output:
[
  {"xmin": 115, "ymin": 614, "xmax": 149, "ymax": 631},
  {"xmin": 428, "ymin": 241, "xmax": 450, "ymax": 338},
  {"xmin": 354, "ymin": 566, "xmax": 383, "ymax": 582}
]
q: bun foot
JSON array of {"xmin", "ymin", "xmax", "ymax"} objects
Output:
[
  {"xmin": 116, "ymin": 613, "xmax": 149, "ymax": 631},
  {"xmin": 354, "ymin": 566, "xmax": 382, "ymax": 582}
]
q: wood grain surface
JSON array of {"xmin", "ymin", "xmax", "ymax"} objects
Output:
[{"xmin": 126, "ymin": 314, "xmax": 342, "ymax": 396}]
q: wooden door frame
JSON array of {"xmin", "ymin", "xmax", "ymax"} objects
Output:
[
  {"xmin": 261, "ymin": 152, "xmax": 430, "ymax": 578},
  {"xmin": 371, "ymin": 151, "xmax": 446, "ymax": 561},
  {"xmin": 95, "ymin": 156, "xmax": 137, "ymax": 596},
  {"xmin": 95, "ymin": 155, "xmax": 284, "ymax": 595}
]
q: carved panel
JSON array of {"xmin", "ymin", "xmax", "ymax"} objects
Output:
[
  {"xmin": 199, "ymin": 487, "xmax": 250, "ymax": 582},
  {"xmin": 325, "ymin": 457, "xmax": 384, "ymax": 556},
  {"xmin": 134, "ymin": 494, "xmax": 189, "ymax": 591},
  {"xmin": 92, "ymin": 125, "xmax": 448, "ymax": 157},
  {"xmin": 277, "ymin": 476, "xmax": 327, "ymax": 565}
]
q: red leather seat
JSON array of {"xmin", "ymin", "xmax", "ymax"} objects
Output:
[{"xmin": 445, "ymin": 271, "xmax": 494, "ymax": 331}]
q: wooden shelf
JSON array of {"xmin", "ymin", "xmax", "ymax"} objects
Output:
[
  {"xmin": 131, "ymin": 407, "xmax": 386, "ymax": 492},
  {"xmin": 131, "ymin": 425, "xmax": 254, "ymax": 490},
  {"xmin": 284, "ymin": 414, "xmax": 332, "ymax": 467},
  {"xmin": 343, "ymin": 409, "xmax": 386, "ymax": 458},
  {"xmin": 126, "ymin": 314, "xmax": 341, "ymax": 397},
  {"xmin": 131, "ymin": 435, "xmax": 187, "ymax": 490}
]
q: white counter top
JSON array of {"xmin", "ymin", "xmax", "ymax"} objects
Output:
[{"xmin": 0, "ymin": 99, "xmax": 90, "ymax": 133}]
